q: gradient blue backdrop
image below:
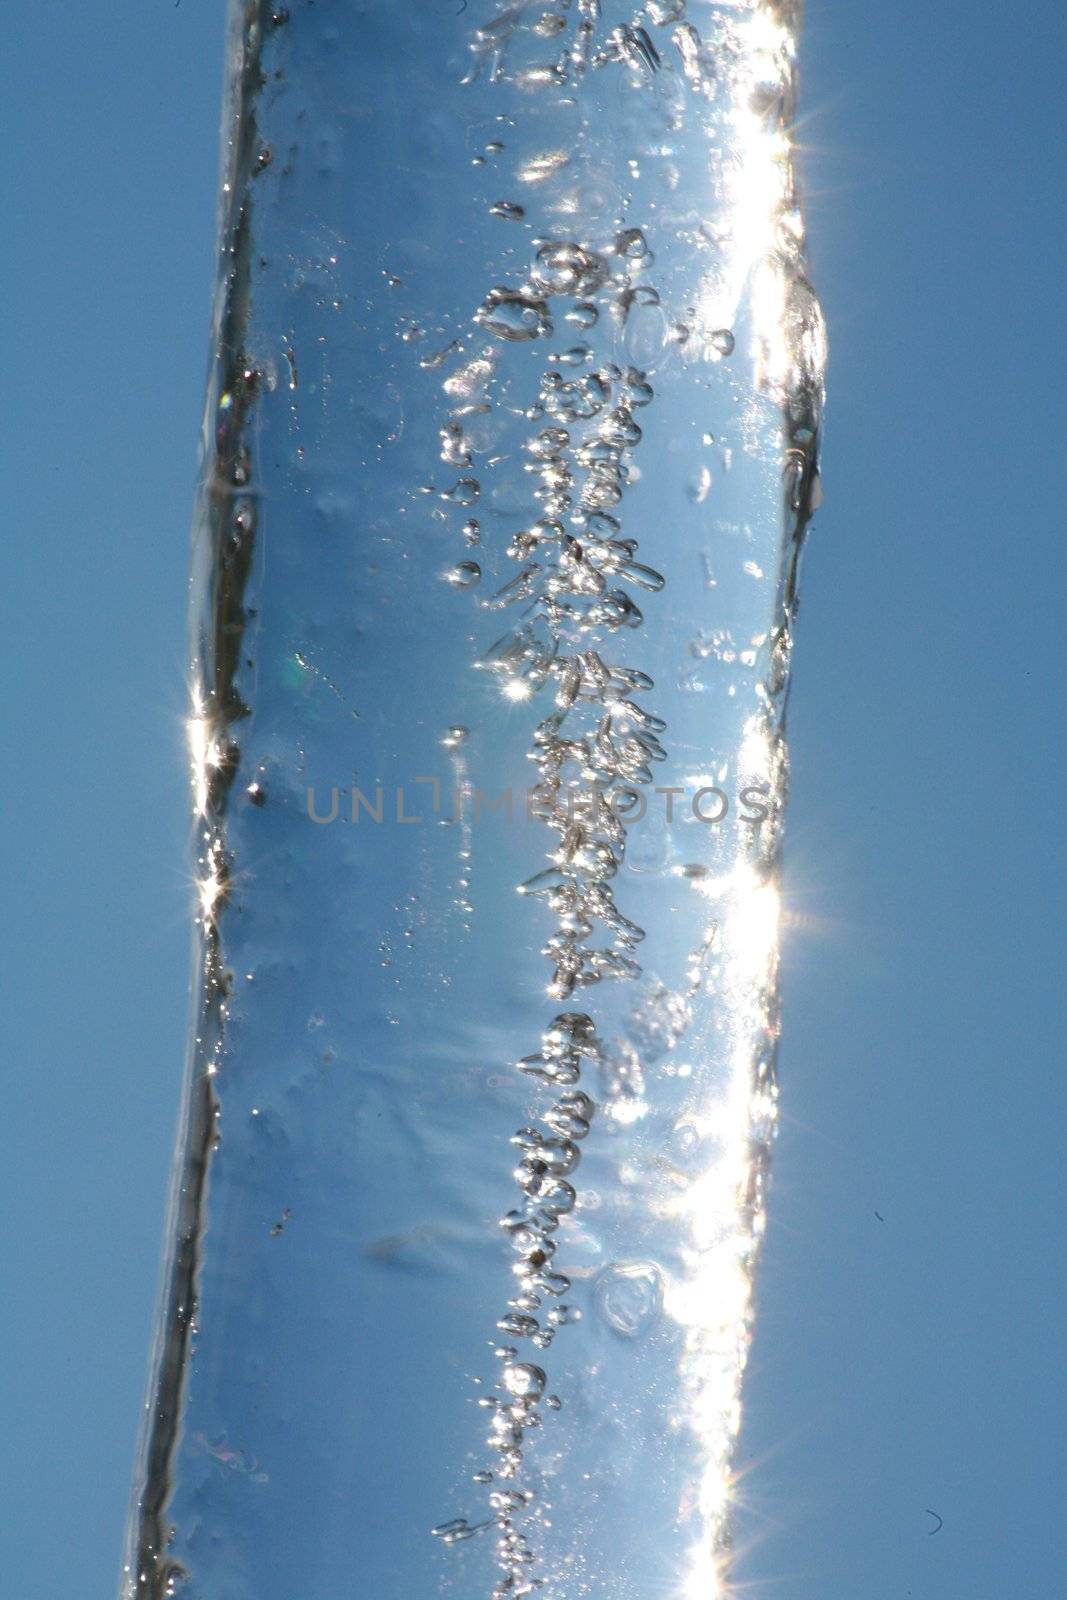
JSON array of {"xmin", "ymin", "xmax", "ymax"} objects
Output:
[{"xmin": 2, "ymin": 4, "xmax": 1064, "ymax": 1597}]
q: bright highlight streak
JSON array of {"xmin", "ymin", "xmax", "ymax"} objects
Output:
[
  {"xmin": 696, "ymin": 11, "xmax": 797, "ymax": 384},
  {"xmin": 186, "ymin": 687, "xmax": 213, "ymax": 820},
  {"xmin": 187, "ymin": 687, "xmax": 227, "ymax": 927},
  {"xmin": 666, "ymin": 858, "xmax": 782, "ymax": 1599},
  {"xmin": 668, "ymin": 7, "xmax": 821, "ymax": 1592}
]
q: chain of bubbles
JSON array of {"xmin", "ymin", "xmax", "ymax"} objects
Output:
[
  {"xmin": 433, "ymin": 242, "xmax": 670, "ymax": 1596},
  {"xmin": 431, "ymin": 228, "xmax": 675, "ymax": 1600}
]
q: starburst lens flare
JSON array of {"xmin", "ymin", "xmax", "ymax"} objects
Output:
[{"xmin": 122, "ymin": 5, "xmax": 823, "ymax": 1600}]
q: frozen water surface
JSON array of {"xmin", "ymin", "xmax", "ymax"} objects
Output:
[{"xmin": 122, "ymin": 4, "xmax": 824, "ymax": 1598}]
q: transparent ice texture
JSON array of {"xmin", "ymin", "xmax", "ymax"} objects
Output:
[{"xmin": 122, "ymin": 4, "xmax": 824, "ymax": 1599}]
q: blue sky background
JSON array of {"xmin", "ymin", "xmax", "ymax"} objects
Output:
[{"xmin": 2, "ymin": 3, "xmax": 1064, "ymax": 1597}]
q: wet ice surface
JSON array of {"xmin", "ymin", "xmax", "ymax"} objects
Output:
[{"xmin": 123, "ymin": 4, "xmax": 823, "ymax": 1599}]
